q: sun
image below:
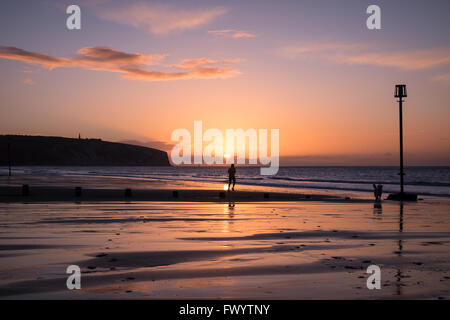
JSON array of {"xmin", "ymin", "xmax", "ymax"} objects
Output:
[{"xmin": 224, "ymin": 154, "xmax": 230, "ymax": 159}]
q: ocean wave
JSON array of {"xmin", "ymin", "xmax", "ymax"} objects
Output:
[{"xmin": 268, "ymin": 176, "xmax": 450, "ymax": 187}]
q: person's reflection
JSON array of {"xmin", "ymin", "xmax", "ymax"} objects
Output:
[
  {"xmin": 228, "ymin": 199, "xmax": 235, "ymax": 215},
  {"xmin": 222, "ymin": 200, "xmax": 235, "ymax": 233},
  {"xmin": 373, "ymin": 202, "xmax": 382, "ymax": 215}
]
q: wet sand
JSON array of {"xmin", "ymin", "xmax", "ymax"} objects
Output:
[
  {"xmin": 0, "ymin": 173, "xmax": 361, "ymax": 201},
  {"xmin": 0, "ymin": 199, "xmax": 449, "ymax": 299},
  {"xmin": 0, "ymin": 185, "xmax": 346, "ymax": 202},
  {"xmin": 0, "ymin": 173, "xmax": 355, "ymax": 203}
]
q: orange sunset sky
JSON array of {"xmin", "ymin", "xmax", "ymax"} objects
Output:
[{"xmin": 0, "ymin": 0, "xmax": 449, "ymax": 165}]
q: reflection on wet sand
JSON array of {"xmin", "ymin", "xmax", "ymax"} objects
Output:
[
  {"xmin": 0, "ymin": 200, "xmax": 449, "ymax": 299},
  {"xmin": 373, "ymin": 202, "xmax": 382, "ymax": 215},
  {"xmin": 395, "ymin": 203, "xmax": 404, "ymax": 295}
]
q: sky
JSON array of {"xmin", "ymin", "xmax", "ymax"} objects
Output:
[{"xmin": 0, "ymin": 0, "xmax": 449, "ymax": 165}]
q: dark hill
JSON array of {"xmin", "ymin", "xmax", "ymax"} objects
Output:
[{"xmin": 0, "ymin": 135, "xmax": 170, "ymax": 166}]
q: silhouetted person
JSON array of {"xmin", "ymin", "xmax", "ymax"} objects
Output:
[
  {"xmin": 228, "ymin": 164, "xmax": 236, "ymax": 191},
  {"xmin": 373, "ymin": 184, "xmax": 383, "ymax": 201},
  {"xmin": 377, "ymin": 184, "xmax": 383, "ymax": 200},
  {"xmin": 373, "ymin": 184, "xmax": 378, "ymax": 200}
]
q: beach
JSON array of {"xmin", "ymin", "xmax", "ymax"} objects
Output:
[{"xmin": 0, "ymin": 172, "xmax": 449, "ymax": 299}]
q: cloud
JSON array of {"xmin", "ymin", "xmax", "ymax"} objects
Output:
[
  {"xmin": 432, "ymin": 72, "xmax": 450, "ymax": 84},
  {"xmin": 280, "ymin": 42, "xmax": 450, "ymax": 70},
  {"xmin": 279, "ymin": 43, "xmax": 363, "ymax": 59},
  {"xmin": 0, "ymin": 45, "xmax": 241, "ymax": 81},
  {"xmin": 208, "ymin": 29, "xmax": 255, "ymax": 39},
  {"xmin": 23, "ymin": 78, "xmax": 35, "ymax": 85},
  {"xmin": 119, "ymin": 65, "xmax": 239, "ymax": 81},
  {"xmin": 174, "ymin": 58, "xmax": 217, "ymax": 69},
  {"xmin": 21, "ymin": 67, "xmax": 37, "ymax": 74},
  {"xmin": 99, "ymin": 3, "xmax": 227, "ymax": 35},
  {"xmin": 0, "ymin": 45, "xmax": 69, "ymax": 69},
  {"xmin": 75, "ymin": 47, "xmax": 164, "ymax": 66},
  {"xmin": 172, "ymin": 57, "xmax": 244, "ymax": 69},
  {"xmin": 338, "ymin": 46, "xmax": 450, "ymax": 70}
]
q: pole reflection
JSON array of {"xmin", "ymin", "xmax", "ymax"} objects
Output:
[{"xmin": 395, "ymin": 202, "xmax": 404, "ymax": 295}]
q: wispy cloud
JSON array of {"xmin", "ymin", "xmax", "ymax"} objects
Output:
[
  {"xmin": 280, "ymin": 43, "xmax": 363, "ymax": 59},
  {"xmin": 0, "ymin": 45, "xmax": 241, "ymax": 81},
  {"xmin": 99, "ymin": 3, "xmax": 227, "ymax": 35},
  {"xmin": 0, "ymin": 46, "xmax": 69, "ymax": 69},
  {"xmin": 21, "ymin": 67, "xmax": 37, "ymax": 74},
  {"xmin": 208, "ymin": 29, "xmax": 255, "ymax": 39},
  {"xmin": 23, "ymin": 78, "xmax": 35, "ymax": 85},
  {"xmin": 171, "ymin": 57, "xmax": 245, "ymax": 70},
  {"xmin": 280, "ymin": 42, "xmax": 450, "ymax": 70},
  {"xmin": 338, "ymin": 46, "xmax": 450, "ymax": 70},
  {"xmin": 432, "ymin": 73, "xmax": 450, "ymax": 85},
  {"xmin": 76, "ymin": 47, "xmax": 164, "ymax": 66},
  {"xmin": 174, "ymin": 58, "xmax": 218, "ymax": 69}
]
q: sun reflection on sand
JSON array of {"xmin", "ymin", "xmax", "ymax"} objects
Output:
[{"xmin": 222, "ymin": 203, "xmax": 236, "ymax": 234}]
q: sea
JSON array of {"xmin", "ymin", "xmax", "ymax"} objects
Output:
[{"xmin": 1, "ymin": 166, "xmax": 449, "ymax": 198}]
